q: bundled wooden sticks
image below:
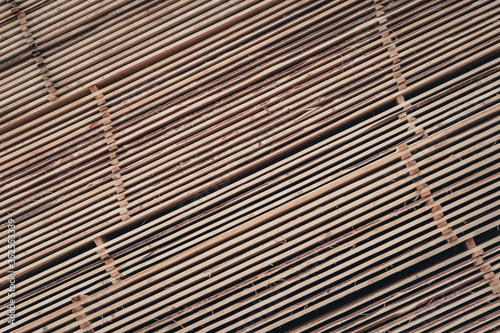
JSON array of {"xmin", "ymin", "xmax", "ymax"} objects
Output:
[{"xmin": 0, "ymin": 0, "xmax": 499, "ymax": 332}]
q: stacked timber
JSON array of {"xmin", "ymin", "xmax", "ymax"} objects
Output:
[{"xmin": 0, "ymin": 0, "xmax": 499, "ymax": 332}]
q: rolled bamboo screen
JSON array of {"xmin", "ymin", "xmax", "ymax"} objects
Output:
[{"xmin": 0, "ymin": 0, "xmax": 499, "ymax": 332}]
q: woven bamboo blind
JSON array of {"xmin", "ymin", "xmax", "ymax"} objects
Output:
[{"xmin": 1, "ymin": 0, "xmax": 499, "ymax": 332}]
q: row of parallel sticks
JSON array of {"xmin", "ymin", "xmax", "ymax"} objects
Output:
[
  {"xmin": 376, "ymin": 0, "xmax": 499, "ymax": 300},
  {"xmin": 0, "ymin": 0, "xmax": 499, "ymax": 331},
  {"xmin": 4, "ymin": 0, "xmax": 57, "ymax": 101},
  {"xmin": 2, "ymin": 0, "xmax": 498, "ymax": 281}
]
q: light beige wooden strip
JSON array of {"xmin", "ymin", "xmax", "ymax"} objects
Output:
[
  {"xmin": 0, "ymin": 109, "xmax": 103, "ymax": 193},
  {"xmin": 0, "ymin": 55, "xmax": 38, "ymax": 89},
  {"xmin": 0, "ymin": 35, "xmax": 25, "ymax": 61}
]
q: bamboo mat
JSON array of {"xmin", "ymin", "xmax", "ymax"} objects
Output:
[{"xmin": 0, "ymin": 0, "xmax": 499, "ymax": 332}]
